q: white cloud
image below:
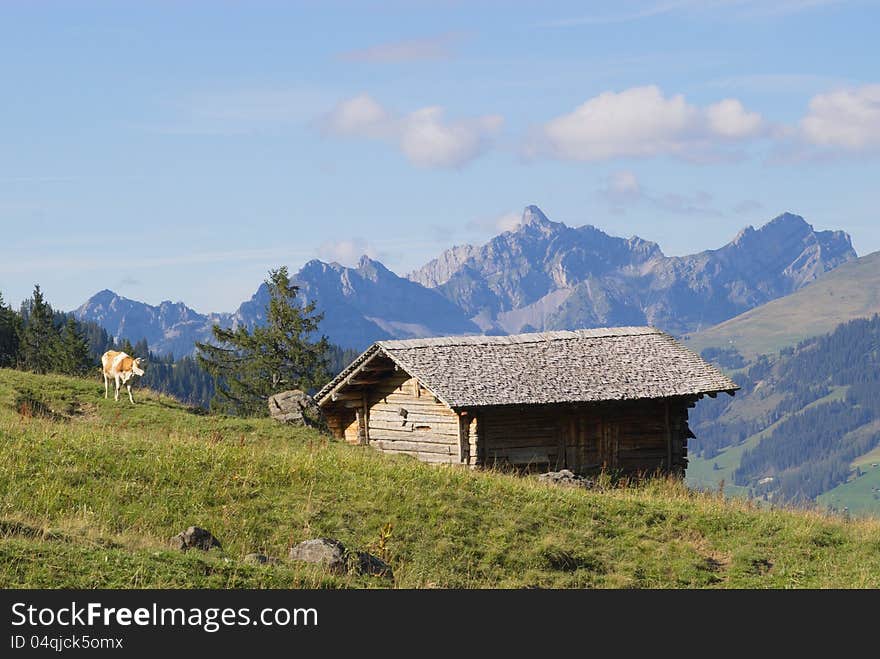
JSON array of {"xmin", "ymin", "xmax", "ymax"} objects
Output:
[
  {"xmin": 321, "ymin": 94, "xmax": 390, "ymax": 136},
  {"xmin": 466, "ymin": 211, "xmax": 523, "ymax": 234},
  {"xmin": 800, "ymin": 84, "xmax": 880, "ymax": 152},
  {"xmin": 317, "ymin": 238, "xmax": 377, "ymax": 267},
  {"xmin": 337, "ymin": 33, "xmax": 463, "ymax": 63},
  {"xmin": 398, "ymin": 108, "xmax": 503, "ymax": 168},
  {"xmin": 706, "ymin": 98, "xmax": 764, "ymax": 138},
  {"xmin": 321, "ymin": 95, "xmax": 503, "ymax": 168},
  {"xmin": 529, "ymin": 85, "xmax": 765, "ymax": 161}
]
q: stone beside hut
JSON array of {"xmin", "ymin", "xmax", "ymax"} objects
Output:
[{"xmin": 315, "ymin": 327, "xmax": 738, "ymax": 476}]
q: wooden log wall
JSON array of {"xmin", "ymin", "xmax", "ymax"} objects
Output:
[
  {"xmin": 364, "ymin": 372, "xmax": 461, "ymax": 464},
  {"xmin": 325, "ymin": 377, "xmax": 694, "ymax": 476},
  {"xmin": 477, "ymin": 398, "xmax": 693, "ymax": 476}
]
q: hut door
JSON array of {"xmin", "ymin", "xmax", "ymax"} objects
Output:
[
  {"xmin": 599, "ymin": 422, "xmax": 619, "ymax": 471},
  {"xmin": 561, "ymin": 415, "xmax": 586, "ymax": 472}
]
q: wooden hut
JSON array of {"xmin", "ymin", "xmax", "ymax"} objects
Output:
[{"xmin": 315, "ymin": 327, "xmax": 738, "ymax": 476}]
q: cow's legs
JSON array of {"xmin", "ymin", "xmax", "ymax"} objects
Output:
[
  {"xmin": 103, "ymin": 373, "xmax": 109, "ymax": 399},
  {"xmin": 114, "ymin": 375, "xmax": 121, "ymax": 401},
  {"xmin": 127, "ymin": 382, "xmax": 134, "ymax": 404}
]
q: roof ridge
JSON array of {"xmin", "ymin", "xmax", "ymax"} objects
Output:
[{"xmin": 378, "ymin": 326, "xmax": 661, "ymax": 350}]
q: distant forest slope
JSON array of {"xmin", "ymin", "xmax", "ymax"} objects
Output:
[
  {"xmin": 684, "ymin": 251, "xmax": 880, "ymax": 358},
  {"xmin": 687, "ymin": 315, "xmax": 880, "ymax": 511}
]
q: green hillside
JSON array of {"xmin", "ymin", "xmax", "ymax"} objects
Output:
[
  {"xmin": 2, "ymin": 369, "xmax": 880, "ymax": 588},
  {"xmin": 686, "ymin": 316, "xmax": 880, "ymax": 513},
  {"xmin": 684, "ymin": 251, "xmax": 880, "ymax": 358}
]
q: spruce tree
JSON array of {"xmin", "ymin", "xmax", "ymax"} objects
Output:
[
  {"xmin": 0, "ymin": 292, "xmax": 21, "ymax": 368},
  {"xmin": 133, "ymin": 338, "xmax": 149, "ymax": 358},
  {"xmin": 59, "ymin": 317, "xmax": 93, "ymax": 375},
  {"xmin": 18, "ymin": 285, "xmax": 60, "ymax": 374},
  {"xmin": 197, "ymin": 266, "xmax": 329, "ymax": 416}
]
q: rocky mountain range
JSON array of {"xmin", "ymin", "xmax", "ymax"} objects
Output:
[
  {"xmin": 73, "ymin": 205, "xmax": 857, "ymax": 355},
  {"xmin": 409, "ymin": 206, "xmax": 856, "ymax": 335},
  {"xmin": 75, "ymin": 257, "xmax": 479, "ymax": 355}
]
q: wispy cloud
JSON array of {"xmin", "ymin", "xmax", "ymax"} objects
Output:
[
  {"xmin": 599, "ymin": 170, "xmax": 723, "ymax": 216},
  {"xmin": 321, "ymin": 94, "xmax": 503, "ymax": 168},
  {"xmin": 143, "ymin": 87, "xmax": 330, "ymax": 135},
  {"xmin": 543, "ymin": 0, "xmax": 849, "ymax": 27},
  {"xmin": 543, "ymin": 0, "xmax": 698, "ymax": 27},
  {"xmin": 0, "ymin": 246, "xmax": 315, "ymax": 276},
  {"xmin": 337, "ymin": 33, "xmax": 465, "ymax": 63},
  {"xmin": 317, "ymin": 237, "xmax": 379, "ymax": 267},
  {"xmin": 733, "ymin": 199, "xmax": 764, "ymax": 214},
  {"xmin": 707, "ymin": 73, "xmax": 852, "ymax": 94},
  {"xmin": 466, "ymin": 211, "xmax": 523, "ymax": 234},
  {"xmin": 0, "ymin": 176, "xmax": 84, "ymax": 183}
]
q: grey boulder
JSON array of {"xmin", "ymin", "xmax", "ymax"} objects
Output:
[
  {"xmin": 170, "ymin": 526, "xmax": 222, "ymax": 551},
  {"xmin": 356, "ymin": 551, "xmax": 394, "ymax": 579},
  {"xmin": 288, "ymin": 538, "xmax": 394, "ymax": 579},
  {"xmin": 288, "ymin": 538, "xmax": 347, "ymax": 574},
  {"xmin": 268, "ymin": 390, "xmax": 324, "ymax": 427},
  {"xmin": 536, "ymin": 469, "xmax": 595, "ymax": 489}
]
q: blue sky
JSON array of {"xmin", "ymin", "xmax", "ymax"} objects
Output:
[{"xmin": 2, "ymin": 0, "xmax": 879, "ymax": 313}]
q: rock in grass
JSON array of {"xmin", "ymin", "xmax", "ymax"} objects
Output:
[
  {"xmin": 288, "ymin": 538, "xmax": 347, "ymax": 574},
  {"xmin": 356, "ymin": 551, "xmax": 394, "ymax": 579},
  {"xmin": 244, "ymin": 553, "xmax": 279, "ymax": 565},
  {"xmin": 536, "ymin": 469, "xmax": 595, "ymax": 489},
  {"xmin": 170, "ymin": 526, "xmax": 222, "ymax": 552},
  {"xmin": 268, "ymin": 390, "xmax": 324, "ymax": 427},
  {"xmin": 288, "ymin": 538, "xmax": 394, "ymax": 579}
]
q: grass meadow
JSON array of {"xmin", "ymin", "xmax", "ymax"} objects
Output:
[{"xmin": 2, "ymin": 368, "xmax": 880, "ymax": 588}]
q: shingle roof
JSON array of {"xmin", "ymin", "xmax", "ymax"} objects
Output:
[{"xmin": 316, "ymin": 327, "xmax": 739, "ymax": 409}]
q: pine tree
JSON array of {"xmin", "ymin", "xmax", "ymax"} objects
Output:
[
  {"xmin": 196, "ymin": 266, "xmax": 330, "ymax": 416},
  {"xmin": 18, "ymin": 285, "xmax": 60, "ymax": 374},
  {"xmin": 0, "ymin": 292, "xmax": 21, "ymax": 368},
  {"xmin": 133, "ymin": 338, "xmax": 149, "ymax": 358},
  {"xmin": 58, "ymin": 317, "xmax": 93, "ymax": 375}
]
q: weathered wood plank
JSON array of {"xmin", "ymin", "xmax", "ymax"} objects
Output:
[
  {"xmin": 366, "ymin": 429, "xmax": 456, "ymax": 445},
  {"xmin": 370, "ymin": 423, "xmax": 460, "ymax": 436},
  {"xmin": 369, "ymin": 410, "xmax": 460, "ymax": 427},
  {"xmin": 379, "ymin": 449, "xmax": 458, "ymax": 464},
  {"xmin": 371, "ymin": 440, "xmax": 457, "ymax": 455},
  {"xmin": 486, "ymin": 447, "xmax": 554, "ymax": 464}
]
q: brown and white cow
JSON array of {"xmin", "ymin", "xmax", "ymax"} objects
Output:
[{"xmin": 101, "ymin": 350, "xmax": 146, "ymax": 404}]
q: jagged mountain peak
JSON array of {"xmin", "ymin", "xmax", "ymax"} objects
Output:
[
  {"xmin": 733, "ymin": 212, "xmax": 851, "ymax": 247},
  {"xmin": 768, "ymin": 211, "xmax": 809, "ymax": 226},
  {"xmin": 520, "ymin": 205, "xmax": 552, "ymax": 226}
]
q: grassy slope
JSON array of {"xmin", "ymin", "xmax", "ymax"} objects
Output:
[
  {"xmin": 684, "ymin": 251, "xmax": 880, "ymax": 358},
  {"xmin": 816, "ymin": 421, "xmax": 880, "ymax": 515},
  {"xmin": 3, "ymin": 369, "xmax": 880, "ymax": 588}
]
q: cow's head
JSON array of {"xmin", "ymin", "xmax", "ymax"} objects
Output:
[{"xmin": 132, "ymin": 357, "xmax": 145, "ymax": 377}]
